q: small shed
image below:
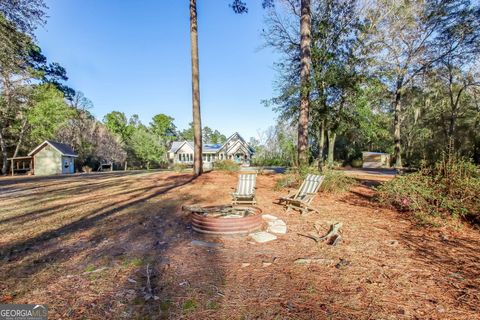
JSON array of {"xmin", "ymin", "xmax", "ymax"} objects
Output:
[
  {"xmin": 362, "ymin": 152, "xmax": 391, "ymax": 169},
  {"xmin": 28, "ymin": 140, "xmax": 78, "ymax": 175}
]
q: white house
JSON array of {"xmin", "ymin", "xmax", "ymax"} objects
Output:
[{"xmin": 168, "ymin": 132, "xmax": 254, "ymax": 165}]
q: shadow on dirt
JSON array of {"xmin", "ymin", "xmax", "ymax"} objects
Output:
[
  {"xmin": 0, "ymin": 172, "xmax": 230, "ymax": 318},
  {"xmin": 400, "ymin": 229, "xmax": 480, "ymax": 313}
]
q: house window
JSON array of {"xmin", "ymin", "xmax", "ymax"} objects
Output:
[
  {"xmin": 189, "ymin": 154, "xmax": 193, "ymax": 161},
  {"xmin": 207, "ymin": 154, "xmax": 211, "ymax": 162},
  {"xmin": 203, "ymin": 154, "xmax": 206, "ymax": 161},
  {"xmin": 178, "ymin": 154, "xmax": 182, "ymax": 161}
]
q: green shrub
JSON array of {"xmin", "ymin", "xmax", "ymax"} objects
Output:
[
  {"xmin": 319, "ymin": 168, "xmax": 357, "ymax": 193},
  {"xmin": 214, "ymin": 160, "xmax": 239, "ymax": 171},
  {"xmin": 351, "ymin": 159, "xmax": 363, "ymax": 168},
  {"xmin": 274, "ymin": 173, "xmax": 299, "ymax": 191},
  {"xmin": 376, "ymin": 155, "xmax": 480, "ymax": 224},
  {"xmin": 172, "ymin": 163, "xmax": 190, "ymax": 172}
]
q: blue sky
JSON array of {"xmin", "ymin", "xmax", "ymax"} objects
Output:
[{"xmin": 35, "ymin": 0, "xmax": 278, "ymax": 140}]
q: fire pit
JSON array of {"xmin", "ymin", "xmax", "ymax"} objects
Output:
[{"xmin": 183, "ymin": 205, "xmax": 263, "ymax": 235}]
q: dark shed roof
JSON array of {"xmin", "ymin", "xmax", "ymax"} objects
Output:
[{"xmin": 28, "ymin": 140, "xmax": 78, "ymax": 157}]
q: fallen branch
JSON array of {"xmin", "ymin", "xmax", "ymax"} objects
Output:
[
  {"xmin": 297, "ymin": 222, "xmax": 343, "ymax": 246},
  {"xmin": 327, "ymin": 233, "xmax": 342, "ymax": 246},
  {"xmin": 297, "ymin": 233, "xmax": 322, "ymax": 243}
]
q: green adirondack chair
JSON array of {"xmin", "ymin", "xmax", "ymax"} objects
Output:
[
  {"xmin": 231, "ymin": 173, "xmax": 257, "ymax": 205},
  {"xmin": 278, "ymin": 174, "xmax": 324, "ymax": 214}
]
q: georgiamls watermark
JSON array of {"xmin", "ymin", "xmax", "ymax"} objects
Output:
[{"xmin": 0, "ymin": 305, "xmax": 48, "ymax": 320}]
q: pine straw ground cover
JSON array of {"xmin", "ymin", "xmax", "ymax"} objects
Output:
[{"xmin": 0, "ymin": 170, "xmax": 478, "ymax": 319}]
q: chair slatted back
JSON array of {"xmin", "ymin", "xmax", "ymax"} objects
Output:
[
  {"xmin": 236, "ymin": 173, "xmax": 256, "ymax": 196},
  {"xmin": 296, "ymin": 174, "xmax": 324, "ymax": 199}
]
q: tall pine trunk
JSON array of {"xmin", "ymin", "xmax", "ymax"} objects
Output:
[
  {"xmin": 317, "ymin": 119, "xmax": 325, "ymax": 170},
  {"xmin": 0, "ymin": 130, "xmax": 7, "ymax": 175},
  {"xmin": 393, "ymin": 85, "xmax": 402, "ymax": 168},
  {"xmin": 1, "ymin": 73, "xmax": 11, "ymax": 175},
  {"xmin": 297, "ymin": 0, "xmax": 311, "ymax": 166},
  {"xmin": 327, "ymin": 130, "xmax": 336, "ymax": 166},
  {"xmin": 473, "ymin": 117, "xmax": 480, "ymax": 163},
  {"xmin": 190, "ymin": 0, "xmax": 203, "ymax": 176}
]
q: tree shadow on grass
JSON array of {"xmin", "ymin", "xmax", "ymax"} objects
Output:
[
  {"xmin": 0, "ymin": 171, "xmax": 158, "ymax": 203},
  {"xmin": 0, "ymin": 170, "xmax": 149, "ymax": 191},
  {"xmin": 0, "ymin": 179, "xmax": 179, "ymax": 227},
  {"xmin": 0, "ymin": 172, "xmax": 230, "ymax": 319},
  {"xmin": 338, "ymin": 189, "xmax": 383, "ymax": 210},
  {"xmin": 0, "ymin": 174, "xmax": 196, "ymax": 273},
  {"xmin": 353, "ymin": 177, "xmax": 385, "ymax": 188}
]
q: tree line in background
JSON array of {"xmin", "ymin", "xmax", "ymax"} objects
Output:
[
  {"xmin": 260, "ymin": 0, "xmax": 480, "ymax": 168},
  {"xmin": 188, "ymin": 0, "xmax": 479, "ymax": 174},
  {"xmin": 0, "ymin": 1, "xmax": 231, "ymax": 174},
  {"xmin": 102, "ymin": 112, "xmax": 228, "ymax": 170},
  {"xmin": 2, "ymin": 0, "xmax": 479, "ymax": 175}
]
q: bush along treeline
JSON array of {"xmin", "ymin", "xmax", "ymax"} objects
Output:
[
  {"xmin": 376, "ymin": 153, "xmax": 480, "ymax": 226},
  {"xmin": 254, "ymin": 1, "xmax": 480, "ymax": 226},
  {"xmin": 261, "ymin": 0, "xmax": 480, "ymax": 169}
]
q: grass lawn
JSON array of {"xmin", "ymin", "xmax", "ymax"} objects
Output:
[{"xmin": 0, "ymin": 170, "xmax": 479, "ymax": 319}]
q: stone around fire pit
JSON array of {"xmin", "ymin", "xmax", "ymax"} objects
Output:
[
  {"xmin": 262, "ymin": 214, "xmax": 279, "ymax": 222},
  {"xmin": 261, "ymin": 214, "xmax": 287, "ymax": 234},
  {"xmin": 267, "ymin": 219, "xmax": 287, "ymax": 234},
  {"xmin": 249, "ymin": 231, "xmax": 277, "ymax": 243}
]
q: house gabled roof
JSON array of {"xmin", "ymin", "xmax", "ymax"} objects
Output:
[
  {"xmin": 203, "ymin": 143, "xmax": 223, "ymax": 153},
  {"xmin": 28, "ymin": 140, "xmax": 78, "ymax": 157},
  {"xmin": 219, "ymin": 132, "xmax": 255, "ymax": 154},
  {"xmin": 169, "ymin": 141, "xmax": 223, "ymax": 153},
  {"xmin": 169, "ymin": 132, "xmax": 254, "ymax": 154},
  {"xmin": 227, "ymin": 140, "xmax": 251, "ymax": 155},
  {"xmin": 169, "ymin": 141, "xmax": 194, "ymax": 153}
]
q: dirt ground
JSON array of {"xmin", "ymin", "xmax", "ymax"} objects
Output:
[{"xmin": 0, "ymin": 170, "xmax": 479, "ymax": 319}]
